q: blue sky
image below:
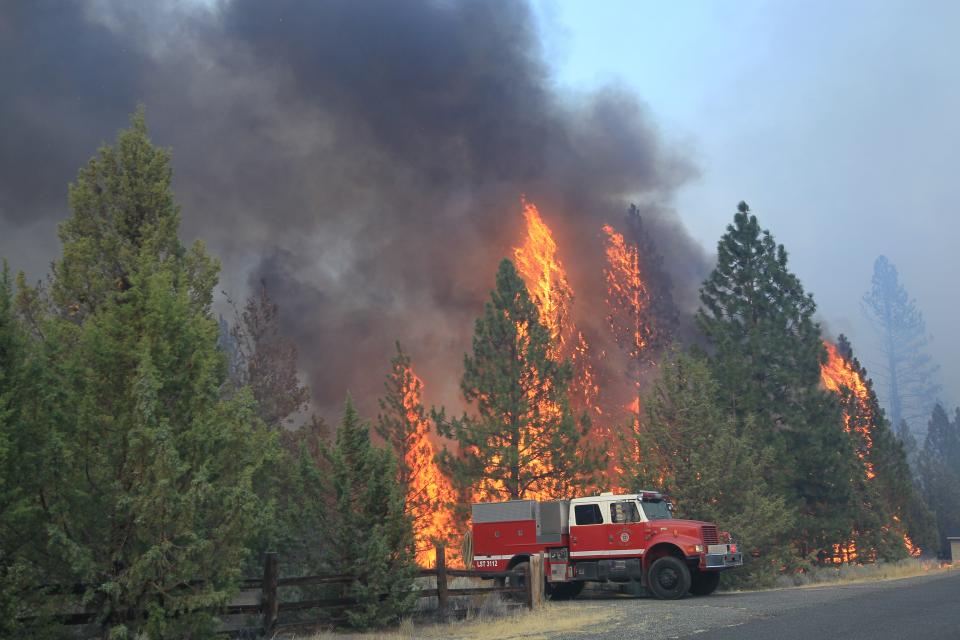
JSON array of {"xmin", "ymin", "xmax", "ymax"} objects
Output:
[{"xmin": 532, "ymin": 0, "xmax": 960, "ymax": 412}]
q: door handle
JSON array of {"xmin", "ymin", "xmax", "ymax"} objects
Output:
[{"xmin": 609, "ymin": 534, "xmax": 614, "ymax": 542}]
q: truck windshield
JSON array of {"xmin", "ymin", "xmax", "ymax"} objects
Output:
[{"xmin": 640, "ymin": 498, "xmax": 672, "ymax": 520}]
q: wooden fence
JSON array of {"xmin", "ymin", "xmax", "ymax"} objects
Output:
[{"xmin": 20, "ymin": 544, "xmax": 544, "ymax": 636}]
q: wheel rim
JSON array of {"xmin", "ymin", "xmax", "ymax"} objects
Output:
[{"xmin": 658, "ymin": 567, "xmax": 679, "ymax": 590}]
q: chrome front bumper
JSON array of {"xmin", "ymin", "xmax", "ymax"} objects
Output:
[{"xmin": 704, "ymin": 552, "xmax": 743, "ymax": 569}]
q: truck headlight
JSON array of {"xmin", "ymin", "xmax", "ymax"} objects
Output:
[{"xmin": 695, "ymin": 545, "xmax": 703, "ymax": 553}]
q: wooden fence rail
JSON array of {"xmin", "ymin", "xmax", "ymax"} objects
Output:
[{"xmin": 20, "ymin": 544, "xmax": 543, "ymax": 636}]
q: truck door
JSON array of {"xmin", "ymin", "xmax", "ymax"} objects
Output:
[
  {"xmin": 569, "ymin": 501, "xmax": 607, "ymax": 559},
  {"xmin": 607, "ymin": 499, "xmax": 646, "ymax": 556}
]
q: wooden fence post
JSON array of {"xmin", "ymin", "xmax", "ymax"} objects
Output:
[
  {"xmin": 262, "ymin": 552, "xmax": 279, "ymax": 635},
  {"xmin": 436, "ymin": 543, "xmax": 449, "ymax": 618},
  {"xmin": 526, "ymin": 554, "xmax": 544, "ymax": 610}
]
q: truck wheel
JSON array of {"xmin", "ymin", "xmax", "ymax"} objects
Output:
[
  {"xmin": 505, "ymin": 560, "xmax": 529, "ymax": 599},
  {"xmin": 689, "ymin": 570, "xmax": 720, "ymax": 596},
  {"xmin": 546, "ymin": 580, "xmax": 584, "ymax": 601},
  {"xmin": 647, "ymin": 557, "xmax": 691, "ymax": 600}
]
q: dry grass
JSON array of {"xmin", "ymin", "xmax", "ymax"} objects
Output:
[
  {"xmin": 284, "ymin": 602, "xmax": 607, "ymax": 640},
  {"xmin": 772, "ymin": 558, "xmax": 954, "ymax": 590}
]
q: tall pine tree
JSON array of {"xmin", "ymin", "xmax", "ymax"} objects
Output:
[
  {"xmin": 622, "ymin": 350, "xmax": 796, "ymax": 585},
  {"xmin": 0, "ymin": 262, "xmax": 55, "ymax": 635},
  {"xmin": 697, "ymin": 201, "xmax": 863, "ymax": 561},
  {"xmin": 862, "ymin": 256, "xmax": 941, "ymax": 440},
  {"xmin": 827, "ymin": 335, "xmax": 935, "ymax": 560},
  {"xmin": 917, "ymin": 404, "xmax": 960, "ymax": 555},
  {"xmin": 327, "ymin": 397, "xmax": 417, "ymax": 628},
  {"xmin": 12, "ymin": 110, "xmax": 277, "ymax": 638},
  {"xmin": 437, "ymin": 259, "xmax": 595, "ymax": 500}
]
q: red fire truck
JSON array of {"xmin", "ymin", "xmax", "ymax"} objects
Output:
[{"xmin": 471, "ymin": 491, "xmax": 742, "ymax": 599}]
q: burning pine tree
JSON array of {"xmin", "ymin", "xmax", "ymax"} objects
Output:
[
  {"xmin": 602, "ymin": 206, "xmax": 679, "ymax": 488},
  {"xmin": 512, "ymin": 200, "xmax": 600, "ymax": 420},
  {"xmin": 819, "ymin": 335, "xmax": 929, "ymax": 561},
  {"xmin": 513, "ymin": 199, "xmax": 574, "ymax": 352},
  {"xmin": 436, "ymin": 259, "xmax": 595, "ymax": 502},
  {"xmin": 603, "ymin": 205, "xmax": 679, "ymax": 382},
  {"xmin": 377, "ymin": 344, "xmax": 458, "ymax": 567}
]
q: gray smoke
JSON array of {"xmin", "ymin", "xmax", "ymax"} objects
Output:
[{"xmin": 0, "ymin": 0, "xmax": 708, "ymax": 419}]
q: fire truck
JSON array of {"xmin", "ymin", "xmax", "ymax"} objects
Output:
[{"xmin": 471, "ymin": 491, "xmax": 742, "ymax": 600}]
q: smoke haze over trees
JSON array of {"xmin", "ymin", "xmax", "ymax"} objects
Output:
[{"xmin": 0, "ymin": 0, "xmax": 708, "ymax": 421}]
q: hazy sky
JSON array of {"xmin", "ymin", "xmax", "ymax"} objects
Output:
[
  {"xmin": 0, "ymin": 0, "xmax": 956, "ymax": 422},
  {"xmin": 532, "ymin": 0, "xmax": 960, "ymax": 411}
]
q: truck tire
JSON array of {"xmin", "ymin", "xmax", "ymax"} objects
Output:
[
  {"xmin": 647, "ymin": 557, "xmax": 691, "ymax": 600},
  {"xmin": 546, "ymin": 580, "xmax": 585, "ymax": 601},
  {"xmin": 689, "ymin": 570, "xmax": 720, "ymax": 596},
  {"xmin": 504, "ymin": 560, "xmax": 529, "ymax": 600}
]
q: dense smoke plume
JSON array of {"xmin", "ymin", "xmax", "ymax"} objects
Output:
[{"xmin": 0, "ymin": 0, "xmax": 708, "ymax": 419}]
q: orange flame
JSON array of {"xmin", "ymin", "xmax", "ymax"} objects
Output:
[
  {"xmin": 821, "ymin": 341, "xmax": 921, "ymax": 560},
  {"xmin": 398, "ymin": 364, "xmax": 458, "ymax": 566},
  {"xmin": 505, "ymin": 199, "xmax": 603, "ymax": 498},
  {"xmin": 602, "ymin": 224, "xmax": 648, "ymax": 366},
  {"xmin": 820, "ymin": 341, "xmax": 876, "ymax": 480},
  {"xmin": 513, "ymin": 199, "xmax": 573, "ymax": 350},
  {"xmin": 465, "ymin": 318, "xmax": 560, "ymax": 504},
  {"xmin": 831, "ymin": 540, "xmax": 859, "ymax": 564}
]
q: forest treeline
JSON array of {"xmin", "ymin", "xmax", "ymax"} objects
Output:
[{"xmin": 1, "ymin": 114, "xmax": 956, "ymax": 638}]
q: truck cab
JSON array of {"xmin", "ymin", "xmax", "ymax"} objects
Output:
[{"xmin": 472, "ymin": 491, "xmax": 742, "ymax": 600}]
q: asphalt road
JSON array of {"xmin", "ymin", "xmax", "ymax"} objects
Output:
[{"xmin": 553, "ymin": 570, "xmax": 960, "ymax": 640}]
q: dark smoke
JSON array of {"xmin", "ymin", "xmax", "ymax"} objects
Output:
[{"xmin": 0, "ymin": 0, "xmax": 708, "ymax": 420}]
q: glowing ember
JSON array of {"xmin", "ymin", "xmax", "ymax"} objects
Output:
[
  {"xmin": 831, "ymin": 540, "xmax": 859, "ymax": 564},
  {"xmin": 396, "ymin": 362, "xmax": 458, "ymax": 567},
  {"xmin": 903, "ymin": 532, "xmax": 921, "ymax": 558},
  {"xmin": 893, "ymin": 514, "xmax": 922, "ymax": 558}
]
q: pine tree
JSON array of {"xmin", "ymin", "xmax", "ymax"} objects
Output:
[
  {"xmin": 622, "ymin": 350, "xmax": 796, "ymax": 585},
  {"xmin": 230, "ymin": 282, "xmax": 309, "ymax": 429},
  {"xmin": 862, "ymin": 256, "xmax": 941, "ymax": 440},
  {"xmin": 697, "ymin": 202, "xmax": 863, "ymax": 560},
  {"xmin": 327, "ymin": 397, "xmax": 417, "ymax": 628},
  {"xmin": 602, "ymin": 204, "xmax": 678, "ymax": 414},
  {"xmin": 621, "ymin": 203, "xmax": 679, "ymax": 351},
  {"xmin": 14, "ymin": 110, "xmax": 277, "ymax": 638},
  {"xmin": 923, "ymin": 404, "xmax": 960, "ymax": 474},
  {"xmin": 921, "ymin": 404, "xmax": 960, "ymax": 550},
  {"xmin": 376, "ymin": 343, "xmax": 458, "ymax": 566},
  {"xmin": 0, "ymin": 262, "xmax": 46, "ymax": 635},
  {"xmin": 437, "ymin": 259, "xmax": 596, "ymax": 501},
  {"xmin": 895, "ymin": 419, "xmax": 920, "ymax": 471},
  {"xmin": 270, "ymin": 433, "xmax": 332, "ymax": 581},
  {"xmin": 829, "ymin": 335, "xmax": 935, "ymax": 560},
  {"xmin": 917, "ymin": 404, "xmax": 960, "ymax": 555}
]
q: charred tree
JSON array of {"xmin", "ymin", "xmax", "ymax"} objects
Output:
[{"xmin": 230, "ymin": 282, "xmax": 309, "ymax": 429}]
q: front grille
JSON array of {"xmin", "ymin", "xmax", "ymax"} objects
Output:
[{"xmin": 701, "ymin": 525, "xmax": 719, "ymax": 545}]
